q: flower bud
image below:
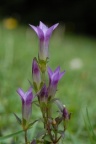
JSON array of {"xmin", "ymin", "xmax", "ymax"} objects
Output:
[
  {"xmin": 37, "ymin": 84, "xmax": 48, "ymax": 103},
  {"xmin": 62, "ymin": 105, "xmax": 71, "ymax": 120},
  {"xmin": 32, "ymin": 57, "xmax": 41, "ymax": 91},
  {"xmin": 17, "ymin": 87, "xmax": 33, "ymax": 128}
]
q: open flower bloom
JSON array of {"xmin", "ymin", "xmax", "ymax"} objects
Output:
[
  {"xmin": 47, "ymin": 66, "xmax": 65, "ymax": 97},
  {"xmin": 29, "ymin": 21, "xmax": 59, "ymax": 61},
  {"xmin": 32, "ymin": 57, "xmax": 41, "ymax": 91},
  {"xmin": 17, "ymin": 87, "xmax": 33, "ymax": 122}
]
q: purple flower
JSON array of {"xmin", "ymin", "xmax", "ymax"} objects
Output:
[
  {"xmin": 32, "ymin": 58, "xmax": 41, "ymax": 91},
  {"xmin": 17, "ymin": 87, "xmax": 33, "ymax": 122},
  {"xmin": 29, "ymin": 21, "xmax": 59, "ymax": 61},
  {"xmin": 47, "ymin": 66, "xmax": 65, "ymax": 97},
  {"xmin": 31, "ymin": 139, "xmax": 36, "ymax": 144},
  {"xmin": 37, "ymin": 84, "xmax": 48, "ymax": 103},
  {"xmin": 62, "ymin": 106, "xmax": 71, "ymax": 120}
]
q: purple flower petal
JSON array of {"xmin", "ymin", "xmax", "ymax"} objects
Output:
[
  {"xmin": 52, "ymin": 23, "xmax": 59, "ymax": 30},
  {"xmin": 38, "ymin": 84, "xmax": 48, "ymax": 102},
  {"xmin": 52, "ymin": 72, "xmax": 59, "ymax": 85},
  {"xmin": 29, "ymin": 24, "xmax": 44, "ymax": 41},
  {"xmin": 17, "ymin": 87, "xmax": 33, "ymax": 122},
  {"xmin": 31, "ymin": 139, "xmax": 36, "ymax": 144},
  {"xmin": 29, "ymin": 24, "xmax": 38, "ymax": 35},
  {"xmin": 47, "ymin": 67, "xmax": 53, "ymax": 77},
  {"xmin": 46, "ymin": 23, "xmax": 59, "ymax": 41},
  {"xmin": 29, "ymin": 21, "xmax": 59, "ymax": 61},
  {"xmin": 17, "ymin": 88, "xmax": 25, "ymax": 100},
  {"xmin": 39, "ymin": 21, "xmax": 48, "ymax": 34},
  {"xmin": 59, "ymin": 71, "xmax": 65, "ymax": 79},
  {"xmin": 36, "ymin": 27, "xmax": 44, "ymax": 41},
  {"xmin": 32, "ymin": 58, "xmax": 41, "ymax": 90},
  {"xmin": 62, "ymin": 106, "xmax": 71, "ymax": 120},
  {"xmin": 32, "ymin": 59, "xmax": 39, "ymax": 74},
  {"xmin": 47, "ymin": 66, "xmax": 65, "ymax": 97},
  {"xmin": 25, "ymin": 88, "xmax": 33, "ymax": 105},
  {"xmin": 54, "ymin": 66, "xmax": 60, "ymax": 73}
]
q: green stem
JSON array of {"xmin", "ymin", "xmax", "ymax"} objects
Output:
[
  {"xmin": 42, "ymin": 72, "xmax": 46, "ymax": 82},
  {"xmin": 54, "ymin": 130, "xmax": 57, "ymax": 142},
  {"xmin": 47, "ymin": 103, "xmax": 52, "ymax": 118},
  {"xmin": 24, "ymin": 130, "xmax": 28, "ymax": 144},
  {"xmin": 56, "ymin": 135, "xmax": 62, "ymax": 143}
]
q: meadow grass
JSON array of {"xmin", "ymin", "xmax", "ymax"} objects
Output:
[{"xmin": 0, "ymin": 23, "xmax": 96, "ymax": 143}]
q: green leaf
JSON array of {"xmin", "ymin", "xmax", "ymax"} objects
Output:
[
  {"xmin": 86, "ymin": 108, "xmax": 96, "ymax": 139},
  {"xmin": 40, "ymin": 81, "xmax": 44, "ymax": 89},
  {"xmin": 58, "ymin": 130, "xmax": 65, "ymax": 138},
  {"xmin": 36, "ymin": 129, "xmax": 46, "ymax": 139},
  {"xmin": 28, "ymin": 79, "xmax": 33, "ymax": 88},
  {"xmin": 33, "ymin": 81, "xmax": 38, "ymax": 92},
  {"xmin": 55, "ymin": 116, "xmax": 62, "ymax": 125},
  {"xmin": 44, "ymin": 135, "xmax": 52, "ymax": 142},
  {"xmin": 13, "ymin": 113, "xmax": 22, "ymax": 125},
  {"xmin": 51, "ymin": 98, "xmax": 60, "ymax": 103},
  {"xmin": 0, "ymin": 129, "xmax": 24, "ymax": 141},
  {"xmin": 28, "ymin": 119, "xmax": 38, "ymax": 128},
  {"xmin": 53, "ymin": 99, "xmax": 64, "ymax": 111},
  {"xmin": 82, "ymin": 108, "xmax": 96, "ymax": 144},
  {"xmin": 0, "ymin": 124, "xmax": 35, "ymax": 142},
  {"xmin": 32, "ymin": 100, "xmax": 40, "ymax": 107}
]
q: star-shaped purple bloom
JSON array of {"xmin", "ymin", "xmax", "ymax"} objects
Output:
[
  {"xmin": 47, "ymin": 66, "xmax": 65, "ymax": 97},
  {"xmin": 17, "ymin": 87, "xmax": 33, "ymax": 122},
  {"xmin": 29, "ymin": 21, "xmax": 59, "ymax": 61}
]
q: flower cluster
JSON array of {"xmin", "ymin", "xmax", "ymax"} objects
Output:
[{"xmin": 15, "ymin": 21, "xmax": 71, "ymax": 144}]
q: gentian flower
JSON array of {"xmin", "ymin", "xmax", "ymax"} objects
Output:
[
  {"xmin": 37, "ymin": 84, "xmax": 48, "ymax": 103},
  {"xmin": 47, "ymin": 66, "xmax": 65, "ymax": 97},
  {"xmin": 29, "ymin": 21, "xmax": 59, "ymax": 61},
  {"xmin": 62, "ymin": 105, "xmax": 71, "ymax": 120},
  {"xmin": 17, "ymin": 87, "xmax": 33, "ymax": 123},
  {"xmin": 31, "ymin": 139, "xmax": 36, "ymax": 144},
  {"xmin": 32, "ymin": 57, "xmax": 41, "ymax": 91}
]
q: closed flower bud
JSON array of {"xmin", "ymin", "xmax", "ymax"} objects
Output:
[
  {"xmin": 17, "ymin": 87, "xmax": 33, "ymax": 127},
  {"xmin": 62, "ymin": 105, "xmax": 71, "ymax": 120},
  {"xmin": 37, "ymin": 84, "xmax": 48, "ymax": 103},
  {"xmin": 32, "ymin": 57, "xmax": 41, "ymax": 91}
]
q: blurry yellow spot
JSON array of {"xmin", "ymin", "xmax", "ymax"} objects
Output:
[
  {"xmin": 52, "ymin": 119, "xmax": 56, "ymax": 125},
  {"xmin": 3, "ymin": 17, "xmax": 18, "ymax": 29}
]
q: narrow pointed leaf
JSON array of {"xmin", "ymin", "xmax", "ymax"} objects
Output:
[
  {"xmin": 53, "ymin": 99, "xmax": 64, "ymax": 111},
  {"xmin": 13, "ymin": 113, "xmax": 22, "ymax": 125},
  {"xmin": 36, "ymin": 129, "xmax": 46, "ymax": 139},
  {"xmin": 0, "ymin": 125, "xmax": 34, "ymax": 141},
  {"xmin": 82, "ymin": 109, "xmax": 95, "ymax": 143},
  {"xmin": 86, "ymin": 108, "xmax": 96, "ymax": 139},
  {"xmin": 0, "ymin": 129, "xmax": 24, "ymax": 141},
  {"xmin": 28, "ymin": 79, "xmax": 33, "ymax": 88},
  {"xmin": 28, "ymin": 119, "xmax": 38, "ymax": 128},
  {"xmin": 58, "ymin": 130, "xmax": 65, "ymax": 138}
]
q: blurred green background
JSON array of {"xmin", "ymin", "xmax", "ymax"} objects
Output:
[{"xmin": 0, "ymin": 1, "xmax": 96, "ymax": 143}]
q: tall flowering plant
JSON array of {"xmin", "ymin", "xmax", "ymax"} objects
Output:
[{"xmin": 14, "ymin": 21, "xmax": 71, "ymax": 143}]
